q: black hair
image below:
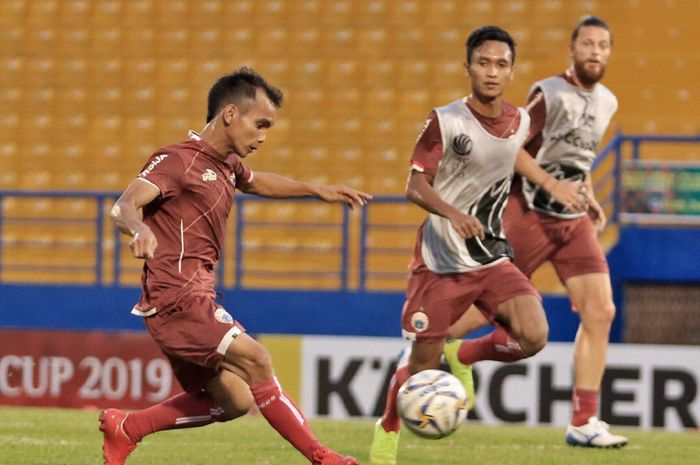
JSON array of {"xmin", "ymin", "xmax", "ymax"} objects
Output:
[
  {"xmin": 206, "ymin": 66, "xmax": 284, "ymax": 123},
  {"xmin": 466, "ymin": 25, "xmax": 516, "ymax": 65},
  {"xmin": 571, "ymin": 16, "xmax": 612, "ymax": 44}
]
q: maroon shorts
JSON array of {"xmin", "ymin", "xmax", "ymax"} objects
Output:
[
  {"xmin": 402, "ymin": 261, "xmax": 540, "ymax": 342},
  {"xmin": 144, "ymin": 293, "xmax": 246, "ymax": 392},
  {"xmin": 504, "ymin": 193, "xmax": 608, "ymax": 281}
]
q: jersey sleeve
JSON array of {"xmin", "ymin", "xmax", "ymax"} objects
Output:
[
  {"xmin": 410, "ymin": 111, "xmax": 444, "ymax": 179},
  {"xmin": 137, "ymin": 151, "xmax": 186, "ymax": 199},
  {"xmin": 524, "ymin": 89, "xmax": 546, "ymax": 156},
  {"xmin": 231, "ymin": 155, "xmax": 254, "ymax": 189}
]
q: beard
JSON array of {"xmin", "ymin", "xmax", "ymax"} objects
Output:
[{"xmin": 574, "ymin": 59, "xmax": 606, "ymax": 86}]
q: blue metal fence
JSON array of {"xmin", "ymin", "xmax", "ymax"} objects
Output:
[{"xmin": 1, "ymin": 134, "xmax": 697, "ymax": 290}]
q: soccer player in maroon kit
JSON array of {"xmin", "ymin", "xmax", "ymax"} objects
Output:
[
  {"xmin": 101, "ymin": 67, "xmax": 370, "ymax": 465},
  {"xmin": 369, "ymin": 26, "xmax": 587, "ymax": 465},
  {"xmin": 446, "ymin": 17, "xmax": 628, "ymax": 448}
]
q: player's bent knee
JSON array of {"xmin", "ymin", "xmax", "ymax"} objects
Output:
[
  {"xmin": 247, "ymin": 342, "xmax": 273, "ymax": 380},
  {"xmin": 520, "ymin": 322, "xmax": 548, "ymax": 356},
  {"xmin": 226, "ymin": 339, "xmax": 274, "ymax": 384},
  {"xmin": 581, "ymin": 301, "xmax": 616, "ymax": 327},
  {"xmin": 520, "ymin": 335, "xmax": 547, "ymax": 356}
]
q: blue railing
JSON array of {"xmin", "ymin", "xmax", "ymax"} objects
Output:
[
  {"xmin": 592, "ymin": 133, "xmax": 700, "ymax": 222},
  {"xmin": 1, "ymin": 133, "xmax": 697, "ymax": 290}
]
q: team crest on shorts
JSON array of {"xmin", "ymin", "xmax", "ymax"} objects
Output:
[
  {"xmin": 214, "ymin": 307, "xmax": 233, "ymax": 324},
  {"xmin": 410, "ymin": 310, "xmax": 429, "ymax": 333}
]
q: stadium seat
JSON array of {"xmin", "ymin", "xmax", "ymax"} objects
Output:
[
  {"xmin": 255, "ymin": 28, "xmax": 287, "ymax": 54},
  {"xmin": 356, "ymin": 28, "xmax": 387, "ymax": 57},
  {"xmin": 0, "ymin": 26, "xmax": 23, "ymax": 54},
  {"xmin": 320, "ymin": 0, "xmax": 354, "ymax": 23},
  {"xmin": 2, "ymin": 0, "xmax": 698, "ymax": 289},
  {"xmin": 0, "ymin": 170, "xmax": 18, "ymax": 189},
  {"xmin": 428, "ymin": 1, "xmax": 467, "ymax": 25},
  {"xmin": 291, "ymin": 60, "xmax": 324, "ymax": 85},
  {"xmin": 0, "ymin": 112, "xmax": 20, "ymax": 140},
  {"xmin": 354, "ymin": 0, "xmax": 387, "ymax": 22}
]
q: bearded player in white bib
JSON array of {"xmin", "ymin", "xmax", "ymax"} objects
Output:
[
  {"xmin": 443, "ymin": 16, "xmax": 628, "ymax": 449},
  {"xmin": 369, "ymin": 26, "xmax": 589, "ymax": 465}
]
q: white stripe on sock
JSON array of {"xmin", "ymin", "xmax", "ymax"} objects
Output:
[
  {"xmin": 279, "ymin": 394, "xmax": 305, "ymax": 425},
  {"xmin": 174, "ymin": 415, "xmax": 213, "ymax": 425}
]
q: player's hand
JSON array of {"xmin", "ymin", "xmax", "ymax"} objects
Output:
[
  {"xmin": 587, "ymin": 196, "xmax": 607, "ymax": 233},
  {"xmin": 448, "ymin": 211, "xmax": 485, "ymax": 239},
  {"xmin": 129, "ymin": 227, "xmax": 158, "ymax": 259},
  {"xmin": 548, "ymin": 180, "xmax": 588, "ymax": 213},
  {"xmin": 316, "ymin": 184, "xmax": 373, "ymax": 209}
]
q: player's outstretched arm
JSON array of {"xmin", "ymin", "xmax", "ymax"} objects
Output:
[
  {"xmin": 514, "ymin": 149, "xmax": 588, "ymax": 213},
  {"xmin": 111, "ymin": 178, "xmax": 160, "ymax": 259},
  {"xmin": 238, "ymin": 171, "xmax": 372, "ymax": 208},
  {"xmin": 406, "ymin": 171, "xmax": 484, "ymax": 239}
]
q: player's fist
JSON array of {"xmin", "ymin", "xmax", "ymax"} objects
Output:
[
  {"xmin": 587, "ymin": 197, "xmax": 607, "ymax": 233},
  {"xmin": 448, "ymin": 211, "xmax": 485, "ymax": 239},
  {"xmin": 129, "ymin": 227, "xmax": 158, "ymax": 259},
  {"xmin": 549, "ymin": 180, "xmax": 588, "ymax": 213}
]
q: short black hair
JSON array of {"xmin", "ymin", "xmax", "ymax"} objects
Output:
[
  {"xmin": 466, "ymin": 25, "xmax": 516, "ymax": 65},
  {"xmin": 571, "ymin": 16, "xmax": 612, "ymax": 44},
  {"xmin": 206, "ymin": 67, "xmax": 284, "ymax": 123}
]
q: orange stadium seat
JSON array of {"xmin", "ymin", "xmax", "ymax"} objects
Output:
[
  {"xmin": 155, "ymin": 0, "xmax": 188, "ymax": 23},
  {"xmin": 290, "ymin": 60, "xmax": 324, "ymax": 85},
  {"xmin": 288, "ymin": 27, "xmax": 322, "ymax": 57},
  {"xmin": 326, "ymin": 59, "xmax": 361, "ymax": 85},
  {"xmin": 57, "ymin": 26, "xmax": 90, "ymax": 52},
  {"xmin": 58, "ymin": 0, "xmax": 91, "ymax": 21},
  {"xmin": 425, "ymin": 28, "xmax": 463, "ymax": 56},
  {"xmin": 91, "ymin": 23, "xmax": 121, "ymax": 54},
  {"xmin": 2, "ymin": 0, "xmax": 698, "ymax": 289},
  {"xmin": 56, "ymin": 58, "xmax": 87, "ymax": 86},
  {"xmin": 0, "ymin": 170, "xmax": 18, "ymax": 189},
  {"xmin": 189, "ymin": 26, "xmax": 221, "ymax": 52},
  {"xmin": 319, "ymin": 0, "xmax": 354, "ymax": 23},
  {"xmin": 121, "ymin": 28, "xmax": 156, "ymax": 56},
  {"xmin": 424, "ymin": 1, "xmax": 462, "ymax": 26},
  {"xmin": 388, "ymin": 0, "xmax": 423, "ymax": 25},
  {"xmin": 1, "ymin": 0, "xmax": 25, "ymax": 26},
  {"xmin": 122, "ymin": 58, "xmax": 154, "ymax": 86},
  {"xmin": 254, "ymin": 28, "xmax": 287, "ymax": 55},
  {"xmin": 326, "ymin": 28, "xmax": 357, "ymax": 54},
  {"xmin": 354, "ymin": 0, "xmax": 388, "ymax": 23},
  {"xmin": 214, "ymin": 2, "xmax": 250, "ymax": 27},
  {"xmin": 0, "ymin": 85, "xmax": 21, "ymax": 109},
  {"xmin": 356, "ymin": 28, "xmax": 387, "ymax": 57},
  {"xmin": 91, "ymin": 0, "xmax": 122, "ymax": 24},
  {"xmin": 122, "ymin": 0, "xmax": 154, "ymax": 24},
  {"xmin": 27, "ymin": 0, "xmax": 58, "ymax": 23},
  {"xmin": 0, "ymin": 25, "xmax": 24, "ymax": 54}
]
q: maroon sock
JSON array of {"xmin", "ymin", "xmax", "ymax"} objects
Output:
[
  {"xmin": 251, "ymin": 377, "xmax": 320, "ymax": 461},
  {"xmin": 380, "ymin": 365, "xmax": 410, "ymax": 433},
  {"xmin": 571, "ymin": 387, "xmax": 599, "ymax": 426},
  {"xmin": 457, "ymin": 326, "xmax": 527, "ymax": 364},
  {"xmin": 123, "ymin": 391, "xmax": 225, "ymax": 442}
]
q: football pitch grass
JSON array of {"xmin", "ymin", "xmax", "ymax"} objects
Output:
[{"xmin": 1, "ymin": 407, "xmax": 698, "ymax": 465}]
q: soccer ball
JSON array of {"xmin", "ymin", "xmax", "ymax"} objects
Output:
[{"xmin": 397, "ymin": 369, "xmax": 468, "ymax": 439}]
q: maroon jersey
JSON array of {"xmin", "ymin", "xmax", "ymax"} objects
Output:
[{"xmin": 132, "ymin": 131, "xmax": 252, "ymax": 316}]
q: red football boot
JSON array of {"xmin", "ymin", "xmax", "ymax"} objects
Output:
[
  {"xmin": 311, "ymin": 447, "xmax": 359, "ymax": 465},
  {"xmin": 99, "ymin": 409, "xmax": 138, "ymax": 465}
]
